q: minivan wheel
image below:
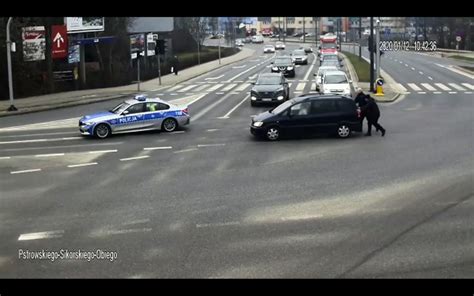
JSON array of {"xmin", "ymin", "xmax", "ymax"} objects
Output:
[
  {"xmin": 337, "ymin": 124, "xmax": 351, "ymax": 138},
  {"xmin": 266, "ymin": 126, "xmax": 280, "ymax": 141}
]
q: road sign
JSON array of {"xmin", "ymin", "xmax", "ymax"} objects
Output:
[
  {"xmin": 52, "ymin": 25, "xmax": 68, "ymax": 59},
  {"xmin": 456, "ymin": 36, "xmax": 462, "ymax": 42},
  {"xmin": 376, "ymin": 78, "xmax": 384, "ymax": 86}
]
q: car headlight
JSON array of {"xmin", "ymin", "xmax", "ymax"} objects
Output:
[
  {"xmin": 277, "ymin": 96, "xmax": 284, "ymax": 100},
  {"xmin": 287, "ymin": 66, "xmax": 294, "ymax": 70},
  {"xmin": 272, "ymin": 67, "xmax": 278, "ymax": 71},
  {"xmin": 251, "ymin": 96, "xmax": 257, "ymax": 101},
  {"xmin": 253, "ymin": 121, "xmax": 264, "ymax": 127},
  {"xmin": 83, "ymin": 121, "xmax": 95, "ymax": 126}
]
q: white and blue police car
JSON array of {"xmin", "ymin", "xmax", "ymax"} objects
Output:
[{"xmin": 79, "ymin": 95, "xmax": 190, "ymax": 139}]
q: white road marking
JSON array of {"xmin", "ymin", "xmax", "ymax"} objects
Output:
[
  {"xmin": 411, "ymin": 67, "xmax": 416, "ymax": 71},
  {"xmin": 206, "ymin": 83, "xmax": 224, "ymax": 92},
  {"xmin": 221, "ymin": 83, "xmax": 237, "ymax": 92},
  {"xmin": 68, "ymin": 162, "xmax": 98, "ymax": 168},
  {"xmin": 461, "ymin": 83, "xmax": 474, "ymax": 90},
  {"xmin": 206, "ymin": 129, "xmax": 219, "ymax": 132},
  {"xmin": 215, "ymin": 92, "xmax": 224, "ymax": 95},
  {"xmin": 0, "ymin": 156, "xmax": 11, "ymax": 160},
  {"xmin": 205, "ymin": 74, "xmax": 224, "ymax": 80},
  {"xmin": 1, "ymin": 142, "xmax": 123, "ymax": 152},
  {"xmin": 428, "ymin": 76, "xmax": 433, "ymax": 80},
  {"xmin": 448, "ymin": 92, "xmax": 458, "ymax": 94},
  {"xmin": 197, "ymin": 143, "xmax": 226, "ymax": 147},
  {"xmin": 417, "ymin": 92, "xmax": 427, "ymax": 94},
  {"xmin": 448, "ymin": 83, "xmax": 466, "ymax": 91},
  {"xmin": 294, "ymin": 91, "xmax": 303, "ymax": 94},
  {"xmin": 218, "ymin": 95, "xmax": 250, "ymax": 119},
  {"xmin": 249, "ymin": 59, "xmax": 260, "ymax": 62},
  {"xmin": 232, "ymin": 65, "xmax": 246, "ymax": 69},
  {"xmin": 88, "ymin": 149, "xmax": 117, "ymax": 154},
  {"xmin": 0, "ymin": 131, "xmax": 77, "ymax": 139},
  {"xmin": 399, "ymin": 61, "xmax": 403, "ymax": 64},
  {"xmin": 434, "ymin": 83, "xmax": 451, "ymax": 91},
  {"xmin": 122, "ymin": 219, "xmax": 150, "ymax": 226},
  {"xmin": 92, "ymin": 228, "xmax": 152, "ymax": 237},
  {"xmin": 173, "ymin": 148, "xmax": 198, "ymax": 154},
  {"xmin": 296, "ymin": 82, "xmax": 306, "ymax": 91},
  {"xmin": 421, "ymin": 83, "xmax": 436, "ymax": 91},
  {"xmin": 465, "ymin": 91, "xmax": 473, "ymax": 94},
  {"xmin": 435, "ymin": 63, "xmax": 474, "ymax": 79},
  {"xmin": 227, "ymin": 64, "xmax": 260, "ymax": 82},
  {"xmin": 394, "ymin": 59, "xmax": 398, "ymax": 62},
  {"xmin": 234, "ymin": 80, "xmax": 244, "ymax": 83},
  {"xmin": 192, "ymin": 84, "xmax": 211, "ymax": 92},
  {"xmin": 18, "ymin": 230, "xmax": 64, "ymax": 241},
  {"xmin": 419, "ymin": 71, "xmax": 424, "ymax": 75},
  {"xmin": 170, "ymin": 93, "xmax": 178, "ymax": 96},
  {"xmin": 311, "ymin": 83, "xmax": 316, "ymax": 90},
  {"xmin": 196, "ymin": 221, "xmax": 240, "ymax": 228},
  {"xmin": 143, "ymin": 146, "xmax": 173, "ymax": 151},
  {"xmin": 35, "ymin": 153, "xmax": 65, "ymax": 157},
  {"xmin": 120, "ymin": 155, "xmax": 150, "ymax": 162},
  {"xmin": 405, "ymin": 64, "xmax": 409, "ymax": 67},
  {"xmin": 0, "ymin": 137, "xmax": 81, "ymax": 145},
  {"xmin": 433, "ymin": 92, "xmax": 442, "ymax": 94},
  {"xmin": 407, "ymin": 83, "xmax": 422, "ymax": 91},
  {"xmin": 303, "ymin": 53, "xmax": 317, "ymax": 81},
  {"xmin": 167, "ymin": 85, "xmax": 185, "ymax": 92},
  {"xmin": 169, "ymin": 131, "xmax": 185, "ymax": 134},
  {"xmin": 178, "ymin": 84, "xmax": 199, "ymax": 93},
  {"xmin": 397, "ymin": 83, "xmax": 408, "ymax": 92},
  {"xmin": 10, "ymin": 168, "xmax": 42, "ymax": 175},
  {"xmin": 170, "ymin": 93, "xmax": 206, "ymax": 106},
  {"xmin": 248, "ymin": 74, "xmax": 257, "ymax": 80}
]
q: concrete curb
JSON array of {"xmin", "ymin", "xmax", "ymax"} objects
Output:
[
  {"xmin": 0, "ymin": 48, "xmax": 255, "ymax": 117},
  {"xmin": 453, "ymin": 65, "xmax": 474, "ymax": 75}
]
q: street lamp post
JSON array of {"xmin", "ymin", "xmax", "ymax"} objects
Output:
[
  {"xmin": 6, "ymin": 17, "xmax": 17, "ymax": 111},
  {"xmin": 303, "ymin": 17, "xmax": 305, "ymax": 43},
  {"xmin": 370, "ymin": 17, "xmax": 375, "ymax": 92},
  {"xmin": 359, "ymin": 17, "xmax": 362, "ymax": 58}
]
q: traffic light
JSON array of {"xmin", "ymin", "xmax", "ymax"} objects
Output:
[{"xmin": 156, "ymin": 39, "xmax": 167, "ymax": 55}]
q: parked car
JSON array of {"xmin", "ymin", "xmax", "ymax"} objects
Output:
[
  {"xmin": 250, "ymin": 95, "xmax": 362, "ymax": 140},
  {"xmin": 313, "ymin": 65, "xmax": 338, "ymax": 91},
  {"xmin": 250, "ymin": 73, "xmax": 290, "ymax": 106}
]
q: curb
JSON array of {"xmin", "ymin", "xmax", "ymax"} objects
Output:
[
  {"xmin": 374, "ymin": 92, "xmax": 401, "ymax": 103},
  {"xmin": 0, "ymin": 48, "xmax": 255, "ymax": 117},
  {"xmin": 0, "ymin": 93, "xmax": 134, "ymax": 118}
]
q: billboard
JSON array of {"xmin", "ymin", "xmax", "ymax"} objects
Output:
[
  {"xmin": 66, "ymin": 17, "xmax": 104, "ymax": 34},
  {"xmin": 127, "ymin": 17, "xmax": 174, "ymax": 33},
  {"xmin": 68, "ymin": 44, "xmax": 80, "ymax": 64},
  {"xmin": 22, "ymin": 26, "xmax": 46, "ymax": 62}
]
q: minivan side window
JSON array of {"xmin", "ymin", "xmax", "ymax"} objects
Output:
[
  {"xmin": 336, "ymin": 100, "xmax": 355, "ymax": 112},
  {"xmin": 289, "ymin": 102, "xmax": 312, "ymax": 116},
  {"xmin": 311, "ymin": 100, "xmax": 337, "ymax": 114}
]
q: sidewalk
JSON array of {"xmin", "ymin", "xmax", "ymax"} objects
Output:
[
  {"xmin": 340, "ymin": 52, "xmax": 401, "ymax": 103},
  {"xmin": 0, "ymin": 47, "xmax": 255, "ymax": 117}
]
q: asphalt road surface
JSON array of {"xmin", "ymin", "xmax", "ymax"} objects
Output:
[{"xmin": 0, "ymin": 40, "xmax": 473, "ymax": 278}]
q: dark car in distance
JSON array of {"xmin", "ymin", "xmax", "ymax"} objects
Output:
[
  {"xmin": 250, "ymin": 95, "xmax": 362, "ymax": 141},
  {"xmin": 271, "ymin": 56, "xmax": 295, "ymax": 77},
  {"xmin": 250, "ymin": 73, "xmax": 290, "ymax": 107}
]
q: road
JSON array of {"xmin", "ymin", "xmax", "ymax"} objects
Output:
[{"xmin": 0, "ymin": 39, "xmax": 473, "ymax": 278}]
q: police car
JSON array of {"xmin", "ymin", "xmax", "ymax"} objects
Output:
[{"xmin": 79, "ymin": 95, "xmax": 190, "ymax": 139}]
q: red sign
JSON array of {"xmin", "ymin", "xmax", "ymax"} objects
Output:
[{"xmin": 52, "ymin": 25, "xmax": 68, "ymax": 59}]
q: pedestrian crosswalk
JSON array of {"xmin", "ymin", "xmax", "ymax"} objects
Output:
[{"xmin": 154, "ymin": 81, "xmax": 474, "ymax": 96}]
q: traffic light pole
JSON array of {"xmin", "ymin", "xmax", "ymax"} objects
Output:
[
  {"xmin": 6, "ymin": 17, "xmax": 17, "ymax": 111},
  {"xmin": 359, "ymin": 17, "xmax": 362, "ymax": 58},
  {"xmin": 369, "ymin": 17, "xmax": 375, "ymax": 93},
  {"xmin": 137, "ymin": 54, "xmax": 141, "ymax": 92},
  {"xmin": 157, "ymin": 54, "xmax": 162, "ymax": 85}
]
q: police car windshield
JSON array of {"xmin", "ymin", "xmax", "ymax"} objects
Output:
[{"xmin": 110, "ymin": 102, "xmax": 130, "ymax": 114}]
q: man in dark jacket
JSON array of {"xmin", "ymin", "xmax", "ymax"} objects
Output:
[
  {"xmin": 354, "ymin": 88, "xmax": 368, "ymax": 125},
  {"xmin": 171, "ymin": 55, "xmax": 179, "ymax": 75},
  {"xmin": 362, "ymin": 95, "xmax": 386, "ymax": 136}
]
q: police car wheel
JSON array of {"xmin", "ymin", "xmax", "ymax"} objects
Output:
[
  {"xmin": 94, "ymin": 123, "xmax": 111, "ymax": 139},
  {"xmin": 162, "ymin": 118, "xmax": 177, "ymax": 132}
]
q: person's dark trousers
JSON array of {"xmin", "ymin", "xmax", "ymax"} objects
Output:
[
  {"xmin": 366, "ymin": 116, "xmax": 385, "ymax": 136},
  {"xmin": 175, "ymin": 70, "xmax": 178, "ymax": 75}
]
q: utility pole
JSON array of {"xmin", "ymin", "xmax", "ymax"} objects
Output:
[
  {"xmin": 278, "ymin": 17, "xmax": 281, "ymax": 41},
  {"xmin": 157, "ymin": 53, "xmax": 162, "ymax": 85},
  {"xmin": 370, "ymin": 17, "xmax": 375, "ymax": 92},
  {"xmin": 359, "ymin": 17, "xmax": 362, "ymax": 58},
  {"xmin": 376, "ymin": 18, "xmax": 381, "ymax": 79},
  {"xmin": 6, "ymin": 17, "xmax": 17, "ymax": 111},
  {"xmin": 283, "ymin": 17, "xmax": 286, "ymax": 43},
  {"xmin": 303, "ymin": 17, "xmax": 306, "ymax": 43}
]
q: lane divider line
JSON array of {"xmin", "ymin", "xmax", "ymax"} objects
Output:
[
  {"xmin": 143, "ymin": 146, "xmax": 173, "ymax": 151},
  {"xmin": 68, "ymin": 162, "xmax": 98, "ymax": 168},
  {"xmin": 10, "ymin": 168, "xmax": 42, "ymax": 175},
  {"xmin": 120, "ymin": 155, "xmax": 150, "ymax": 162}
]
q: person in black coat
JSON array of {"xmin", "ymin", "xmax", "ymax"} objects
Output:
[
  {"xmin": 362, "ymin": 95, "xmax": 386, "ymax": 136},
  {"xmin": 171, "ymin": 55, "xmax": 179, "ymax": 75},
  {"xmin": 354, "ymin": 88, "xmax": 368, "ymax": 125}
]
